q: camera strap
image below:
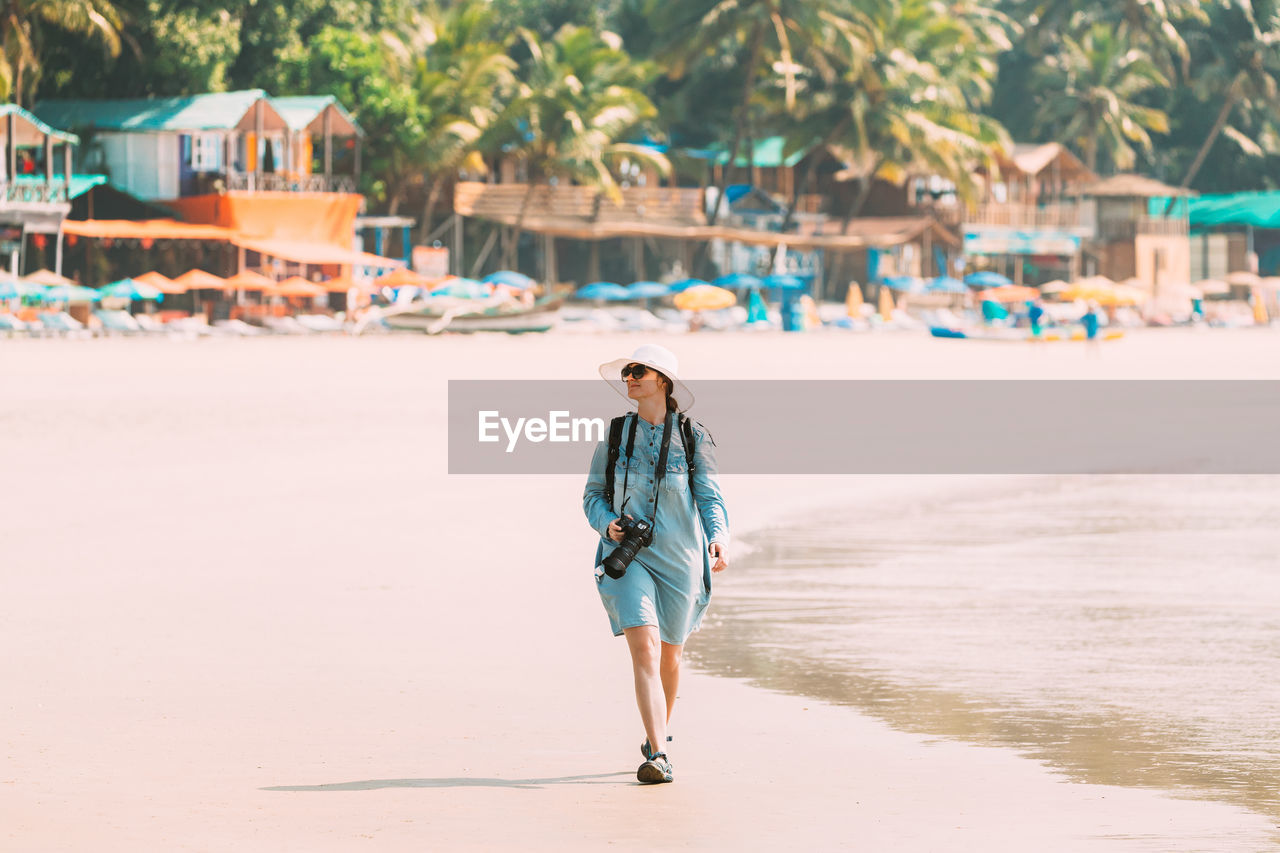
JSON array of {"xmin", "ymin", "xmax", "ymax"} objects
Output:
[
  {"xmin": 651, "ymin": 412, "xmax": 674, "ymax": 523},
  {"xmin": 616, "ymin": 412, "xmax": 673, "ymax": 523},
  {"xmin": 615, "ymin": 413, "xmax": 639, "ymax": 514}
]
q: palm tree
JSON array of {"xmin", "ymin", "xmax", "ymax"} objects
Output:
[
  {"xmin": 1171, "ymin": 0, "xmax": 1280, "ymax": 195},
  {"xmin": 385, "ymin": 0, "xmax": 517, "ymax": 242},
  {"xmin": 1031, "ymin": 23, "xmax": 1169, "ymax": 173},
  {"xmin": 1016, "ymin": 0, "xmax": 1206, "ymax": 78},
  {"xmin": 780, "ymin": 0, "xmax": 1011, "ymax": 227},
  {"xmin": 492, "ymin": 25, "xmax": 670, "ymax": 269},
  {"xmin": 2, "ymin": 0, "xmax": 124, "ymax": 106},
  {"xmin": 651, "ymin": 0, "xmax": 865, "ymax": 225}
]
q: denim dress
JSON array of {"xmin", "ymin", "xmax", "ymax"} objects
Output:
[{"xmin": 582, "ymin": 412, "xmax": 730, "ymax": 646}]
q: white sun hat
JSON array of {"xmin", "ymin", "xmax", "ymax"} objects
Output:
[{"xmin": 598, "ymin": 344, "xmax": 694, "ymax": 412}]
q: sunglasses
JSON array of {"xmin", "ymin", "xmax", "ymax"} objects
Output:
[{"xmin": 620, "ymin": 363, "xmax": 650, "ymax": 380}]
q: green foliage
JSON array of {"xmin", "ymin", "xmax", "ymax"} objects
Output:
[{"xmin": 18, "ymin": 0, "xmax": 1280, "ymax": 201}]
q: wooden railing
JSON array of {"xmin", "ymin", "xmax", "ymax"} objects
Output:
[
  {"xmin": 453, "ymin": 181, "xmax": 706, "ymax": 225},
  {"xmin": 3, "ymin": 181, "xmax": 70, "ymax": 205},
  {"xmin": 1098, "ymin": 216, "xmax": 1189, "ymax": 239},
  {"xmin": 962, "ymin": 202, "xmax": 1091, "ymax": 229},
  {"xmin": 226, "ymin": 172, "xmax": 357, "ymax": 193}
]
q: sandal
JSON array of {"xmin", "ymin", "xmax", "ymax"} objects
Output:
[
  {"xmin": 640, "ymin": 735, "xmax": 672, "ymax": 760},
  {"xmin": 636, "ymin": 751, "xmax": 673, "ymax": 784}
]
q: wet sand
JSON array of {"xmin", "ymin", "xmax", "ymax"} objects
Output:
[{"xmin": 2, "ymin": 328, "xmax": 1278, "ymax": 850}]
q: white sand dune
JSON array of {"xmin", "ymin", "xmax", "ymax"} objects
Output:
[{"xmin": 2, "ymin": 328, "xmax": 1278, "ymax": 851}]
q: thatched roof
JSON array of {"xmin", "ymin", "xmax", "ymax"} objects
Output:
[{"xmin": 1077, "ymin": 174, "xmax": 1197, "ymax": 198}]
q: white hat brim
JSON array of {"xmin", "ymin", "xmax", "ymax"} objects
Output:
[{"xmin": 598, "ymin": 357, "xmax": 694, "ymax": 413}]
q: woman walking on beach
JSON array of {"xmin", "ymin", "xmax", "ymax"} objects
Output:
[{"xmin": 583, "ymin": 344, "xmax": 730, "ymax": 785}]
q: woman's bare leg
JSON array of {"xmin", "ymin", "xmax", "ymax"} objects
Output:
[
  {"xmin": 623, "ymin": 626, "xmax": 666, "ymax": 756},
  {"xmin": 659, "ymin": 642, "xmax": 683, "ymax": 725}
]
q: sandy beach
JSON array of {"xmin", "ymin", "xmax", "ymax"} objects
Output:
[{"xmin": 3, "ymin": 328, "xmax": 1279, "ymax": 851}]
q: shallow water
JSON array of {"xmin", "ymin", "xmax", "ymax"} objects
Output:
[{"xmin": 690, "ymin": 475, "xmax": 1280, "ymax": 825}]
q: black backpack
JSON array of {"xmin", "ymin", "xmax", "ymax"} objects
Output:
[{"xmin": 603, "ymin": 413, "xmax": 709, "ymax": 513}]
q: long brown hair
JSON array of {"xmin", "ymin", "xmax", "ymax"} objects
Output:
[{"xmin": 657, "ymin": 372, "xmax": 677, "ymax": 413}]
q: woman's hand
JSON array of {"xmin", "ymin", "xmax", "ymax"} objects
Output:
[
  {"xmin": 606, "ymin": 516, "xmax": 629, "ymax": 543},
  {"xmin": 709, "ymin": 542, "xmax": 728, "ymax": 573}
]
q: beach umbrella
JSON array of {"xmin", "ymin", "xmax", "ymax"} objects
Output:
[
  {"xmin": 881, "ymin": 275, "xmax": 923, "ymax": 293},
  {"xmin": 0, "ymin": 278, "xmax": 45, "ymax": 300},
  {"xmin": 626, "ymin": 281, "xmax": 672, "ymax": 299},
  {"xmin": 575, "ymin": 282, "xmax": 632, "ymax": 301},
  {"xmin": 378, "ymin": 267, "xmax": 430, "ymax": 288},
  {"xmin": 926, "ymin": 276, "xmax": 967, "ymax": 293},
  {"xmin": 100, "ymin": 278, "xmax": 164, "ymax": 302},
  {"xmin": 762, "ymin": 274, "xmax": 806, "ymax": 291},
  {"xmin": 133, "ymin": 271, "xmax": 185, "ymax": 295},
  {"xmin": 176, "ymin": 269, "xmax": 230, "ymax": 291},
  {"xmin": 483, "ymin": 270, "xmax": 537, "ymax": 290},
  {"xmin": 668, "ymin": 277, "xmax": 709, "ymax": 293},
  {"xmin": 1193, "ymin": 278, "xmax": 1229, "ymax": 296},
  {"xmin": 266, "ymin": 276, "xmax": 327, "ymax": 298},
  {"xmin": 978, "ymin": 285, "xmax": 1040, "ymax": 303},
  {"xmin": 845, "ymin": 282, "xmax": 863, "ymax": 315},
  {"xmin": 712, "ymin": 273, "xmax": 763, "ymax": 290},
  {"xmin": 964, "ymin": 271, "xmax": 1013, "ymax": 289},
  {"xmin": 673, "ymin": 284, "xmax": 736, "ymax": 311},
  {"xmin": 43, "ymin": 283, "xmax": 102, "ymax": 303},
  {"xmin": 1040, "ymin": 279, "xmax": 1069, "ymax": 294},
  {"xmin": 21, "ymin": 269, "xmax": 76, "ymax": 288}
]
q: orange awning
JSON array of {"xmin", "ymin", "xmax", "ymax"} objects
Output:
[
  {"xmin": 233, "ymin": 236, "xmax": 404, "ymax": 269},
  {"xmin": 63, "ymin": 219, "xmax": 237, "ymax": 241}
]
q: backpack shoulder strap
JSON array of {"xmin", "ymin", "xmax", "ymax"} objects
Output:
[
  {"xmin": 604, "ymin": 415, "xmax": 626, "ymax": 512},
  {"xmin": 679, "ymin": 414, "xmax": 698, "ymax": 497}
]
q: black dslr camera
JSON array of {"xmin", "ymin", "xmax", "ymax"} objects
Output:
[{"xmin": 598, "ymin": 515, "xmax": 654, "ymax": 579}]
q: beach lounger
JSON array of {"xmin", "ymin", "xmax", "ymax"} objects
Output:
[
  {"xmin": 133, "ymin": 313, "xmax": 168, "ymax": 334},
  {"xmin": 262, "ymin": 315, "xmax": 311, "ymax": 334},
  {"xmin": 213, "ymin": 319, "xmax": 265, "ymax": 336},
  {"xmin": 40, "ymin": 311, "xmax": 91, "ymax": 339},
  {"xmin": 294, "ymin": 314, "xmax": 343, "ymax": 333},
  {"xmin": 94, "ymin": 310, "xmax": 143, "ymax": 336},
  {"xmin": 0, "ymin": 314, "xmax": 32, "ymax": 337}
]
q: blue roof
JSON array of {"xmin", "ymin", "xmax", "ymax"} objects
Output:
[
  {"xmin": 0, "ymin": 103, "xmax": 78, "ymax": 144},
  {"xmin": 33, "ymin": 90, "xmax": 286, "ymax": 133}
]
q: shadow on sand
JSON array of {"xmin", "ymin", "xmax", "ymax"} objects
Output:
[{"xmin": 262, "ymin": 771, "xmax": 633, "ymax": 792}]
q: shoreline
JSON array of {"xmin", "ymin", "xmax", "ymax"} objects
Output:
[{"xmin": 2, "ymin": 333, "xmax": 1277, "ymax": 850}]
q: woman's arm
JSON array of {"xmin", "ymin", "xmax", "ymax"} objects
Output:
[
  {"xmin": 583, "ymin": 439, "xmax": 617, "ymax": 540},
  {"xmin": 689, "ymin": 423, "xmax": 729, "ymax": 548}
]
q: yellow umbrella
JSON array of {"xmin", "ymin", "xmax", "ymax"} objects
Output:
[
  {"xmin": 845, "ymin": 282, "xmax": 863, "ymax": 316},
  {"xmin": 673, "ymin": 284, "xmax": 736, "ymax": 311}
]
